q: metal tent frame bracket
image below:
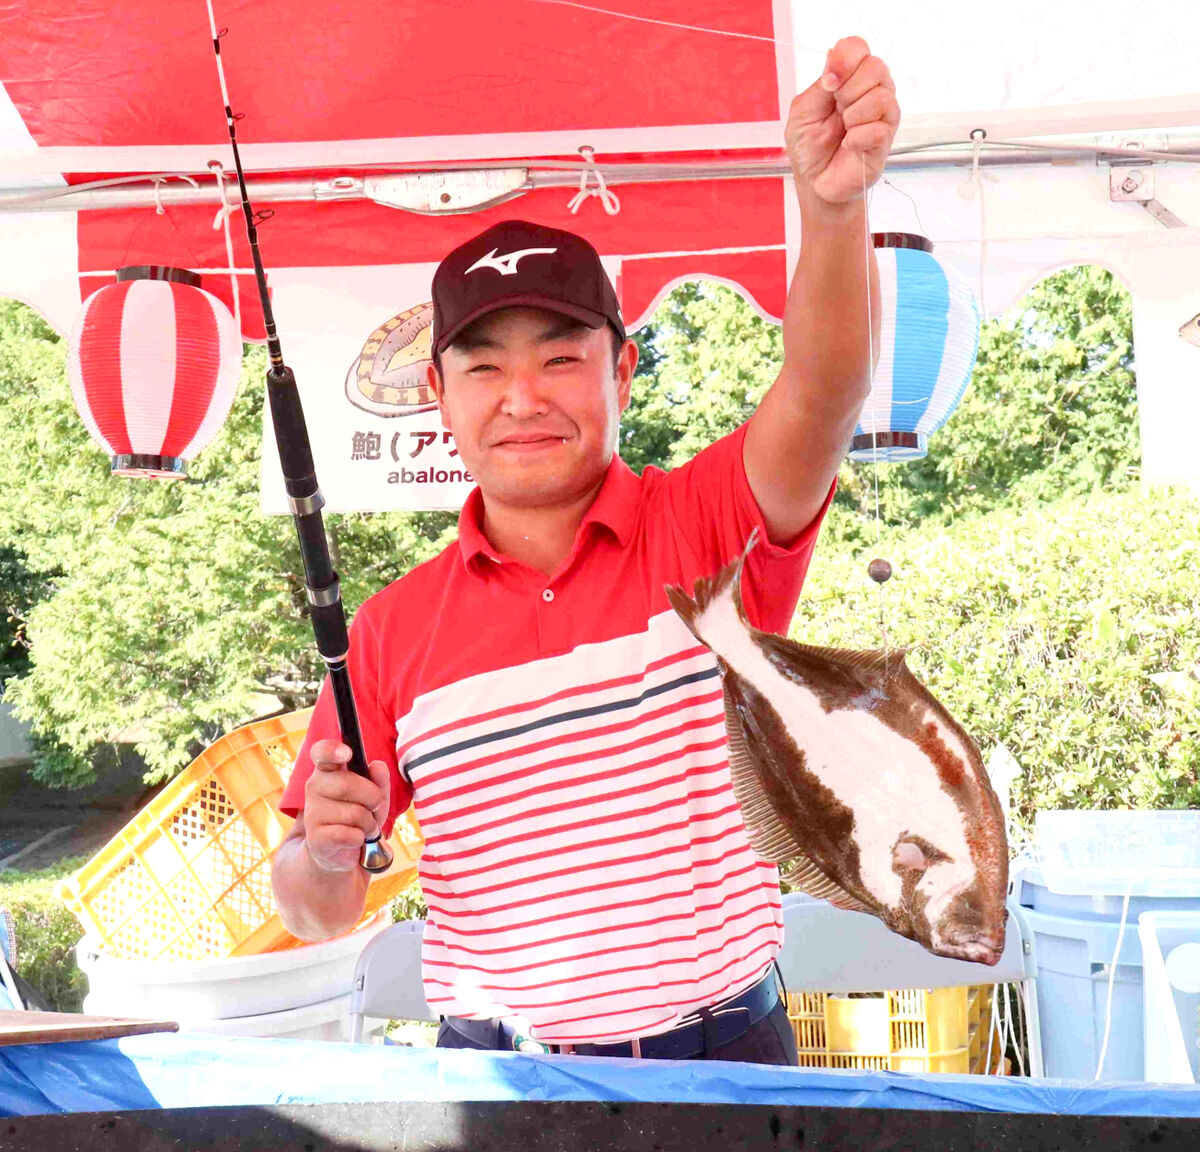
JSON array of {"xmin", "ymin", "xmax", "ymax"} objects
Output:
[
  {"xmin": 1107, "ymin": 142, "xmax": 1187, "ymax": 227},
  {"xmin": 363, "ymin": 168, "xmax": 530, "ymax": 214}
]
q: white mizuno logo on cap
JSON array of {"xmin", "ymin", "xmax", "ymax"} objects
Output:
[{"xmin": 465, "ymin": 247, "xmax": 558, "ymax": 276}]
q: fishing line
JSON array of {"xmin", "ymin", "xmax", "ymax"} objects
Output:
[
  {"xmin": 526, "ymin": 0, "xmax": 819, "ymax": 53},
  {"xmin": 861, "ymin": 152, "xmax": 889, "ymax": 669}
]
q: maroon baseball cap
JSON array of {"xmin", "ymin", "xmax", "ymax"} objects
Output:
[{"xmin": 431, "ymin": 219, "xmax": 625, "ymax": 356}]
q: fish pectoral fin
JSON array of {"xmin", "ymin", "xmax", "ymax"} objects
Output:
[
  {"xmin": 723, "ymin": 684, "xmax": 808, "ymax": 864},
  {"xmin": 780, "ymin": 854, "xmax": 873, "ymax": 914}
]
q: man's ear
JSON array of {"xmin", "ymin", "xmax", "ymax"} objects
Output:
[
  {"xmin": 427, "ymin": 361, "xmax": 451, "ymax": 432},
  {"xmin": 616, "ymin": 338, "xmax": 638, "ymax": 414}
]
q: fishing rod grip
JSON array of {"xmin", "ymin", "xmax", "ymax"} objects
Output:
[{"xmin": 265, "ymin": 365, "xmax": 393, "ymax": 875}]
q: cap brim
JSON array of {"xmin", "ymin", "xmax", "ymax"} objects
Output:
[{"xmin": 435, "ymin": 296, "xmax": 609, "ymax": 355}]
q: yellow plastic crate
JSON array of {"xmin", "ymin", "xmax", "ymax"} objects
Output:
[
  {"xmin": 786, "ymin": 986, "xmax": 1004, "ymax": 1075},
  {"xmin": 58, "ymin": 709, "xmax": 424, "ymax": 961},
  {"xmin": 968, "ymin": 984, "xmax": 1007, "ymax": 1075}
]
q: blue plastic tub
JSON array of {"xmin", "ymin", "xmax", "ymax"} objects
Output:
[{"xmin": 1016, "ymin": 864, "xmax": 1200, "ymax": 1081}]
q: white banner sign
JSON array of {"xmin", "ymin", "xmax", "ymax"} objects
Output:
[{"xmin": 260, "ymin": 263, "xmax": 475, "ymax": 514}]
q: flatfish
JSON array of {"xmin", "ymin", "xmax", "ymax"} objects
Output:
[{"xmin": 665, "ymin": 533, "xmax": 1008, "ymax": 965}]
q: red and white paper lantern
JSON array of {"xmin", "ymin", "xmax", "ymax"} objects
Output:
[{"xmin": 68, "ymin": 266, "xmax": 241, "ymax": 479}]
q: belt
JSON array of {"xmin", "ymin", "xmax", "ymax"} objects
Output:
[{"xmin": 443, "ymin": 967, "xmax": 782, "ymax": 1059}]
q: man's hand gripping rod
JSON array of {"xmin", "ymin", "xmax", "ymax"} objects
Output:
[{"xmin": 207, "ymin": 11, "xmax": 392, "ymax": 873}]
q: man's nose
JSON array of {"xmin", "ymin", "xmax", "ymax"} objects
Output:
[{"xmin": 500, "ymin": 371, "xmax": 550, "ymax": 417}]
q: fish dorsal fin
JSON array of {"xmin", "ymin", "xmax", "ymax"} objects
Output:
[
  {"xmin": 723, "ymin": 688, "xmax": 808, "ymax": 864},
  {"xmin": 767, "ymin": 638, "xmax": 913, "ymax": 681},
  {"xmin": 779, "ymin": 856, "xmax": 873, "ymax": 914}
]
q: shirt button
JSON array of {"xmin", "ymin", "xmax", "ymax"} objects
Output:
[{"xmin": 541, "ymin": 588, "xmax": 554, "ymax": 602}]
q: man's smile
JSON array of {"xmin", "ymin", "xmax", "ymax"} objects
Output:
[{"xmin": 490, "ymin": 430, "xmax": 571, "ymax": 452}]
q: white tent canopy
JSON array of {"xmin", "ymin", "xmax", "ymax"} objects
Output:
[{"xmin": 2, "ymin": 0, "xmax": 1198, "ymax": 504}]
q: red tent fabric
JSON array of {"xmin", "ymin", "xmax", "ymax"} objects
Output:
[
  {"xmin": 2, "ymin": 0, "xmax": 799, "ymax": 339},
  {"xmin": 1, "ymin": 1, "xmax": 806, "ymax": 508}
]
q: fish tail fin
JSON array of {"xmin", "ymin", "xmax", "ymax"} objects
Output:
[
  {"xmin": 664, "ymin": 528, "xmax": 758, "ymax": 642},
  {"xmin": 663, "ymin": 583, "xmax": 705, "ymax": 641}
]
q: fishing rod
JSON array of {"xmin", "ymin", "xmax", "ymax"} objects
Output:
[{"xmin": 205, "ymin": 8, "xmax": 393, "ymax": 874}]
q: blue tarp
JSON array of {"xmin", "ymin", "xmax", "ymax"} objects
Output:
[{"xmin": 2, "ymin": 1032, "xmax": 1199, "ymax": 1118}]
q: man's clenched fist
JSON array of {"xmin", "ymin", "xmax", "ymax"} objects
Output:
[
  {"xmin": 785, "ymin": 36, "xmax": 900, "ymax": 207},
  {"xmin": 302, "ymin": 739, "xmax": 391, "ymax": 873}
]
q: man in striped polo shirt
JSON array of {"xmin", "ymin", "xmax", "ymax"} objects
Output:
[{"xmin": 274, "ymin": 37, "xmax": 899, "ymax": 1064}]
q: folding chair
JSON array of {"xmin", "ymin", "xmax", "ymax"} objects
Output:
[
  {"xmin": 347, "ymin": 918, "xmax": 436, "ymax": 1043},
  {"xmin": 777, "ymin": 892, "xmax": 1043, "ymax": 1076},
  {"xmin": 1, "ymin": 907, "xmax": 26, "ymax": 1010},
  {"xmin": 346, "ymin": 900, "xmax": 1043, "ymax": 1071}
]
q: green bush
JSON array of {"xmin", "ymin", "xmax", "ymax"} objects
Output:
[
  {"xmin": 390, "ymin": 879, "xmax": 428, "ymax": 923},
  {"xmin": 0, "ymin": 859, "xmax": 87, "ymax": 1012},
  {"xmin": 796, "ymin": 486, "xmax": 1200, "ymax": 826},
  {"xmin": 0, "ymin": 315, "xmax": 456, "ymax": 789}
]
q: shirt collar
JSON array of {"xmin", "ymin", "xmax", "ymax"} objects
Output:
[{"xmin": 457, "ymin": 453, "xmax": 640, "ymax": 571}]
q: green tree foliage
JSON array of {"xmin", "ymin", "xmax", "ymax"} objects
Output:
[
  {"xmin": 0, "ymin": 546, "xmax": 47, "ymax": 684},
  {"xmin": 627, "ymin": 265, "xmax": 1139, "ymax": 539},
  {"xmin": 625, "ymin": 265, "xmax": 1197, "ymax": 819},
  {"xmin": 0, "ymin": 301, "xmax": 453, "ymax": 785},
  {"xmin": 847, "ymin": 263, "xmax": 1140, "ymax": 531},
  {"xmin": 623, "ymin": 282, "xmax": 781, "ymax": 474},
  {"xmin": 0, "ymin": 263, "xmax": 1181, "ymax": 812},
  {"xmin": 793, "ymin": 489, "xmax": 1200, "ymax": 822}
]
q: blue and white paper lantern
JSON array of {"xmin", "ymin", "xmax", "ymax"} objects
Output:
[{"xmin": 850, "ymin": 233, "xmax": 981, "ymax": 462}]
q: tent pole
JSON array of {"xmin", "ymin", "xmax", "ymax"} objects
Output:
[{"xmin": 6, "ymin": 136, "xmax": 1200, "ymax": 215}]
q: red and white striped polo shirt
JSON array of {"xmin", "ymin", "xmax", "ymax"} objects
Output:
[{"xmin": 280, "ymin": 421, "xmax": 832, "ymax": 1044}]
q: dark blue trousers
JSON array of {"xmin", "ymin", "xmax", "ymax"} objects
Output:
[{"xmin": 436, "ymin": 997, "xmax": 799, "ymax": 1066}]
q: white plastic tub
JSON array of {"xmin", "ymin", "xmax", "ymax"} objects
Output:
[
  {"xmin": 1140, "ymin": 911, "xmax": 1200, "ymax": 1084},
  {"xmin": 177, "ymin": 991, "xmax": 386, "ymax": 1043},
  {"xmin": 79, "ymin": 908, "xmax": 390, "ymax": 1023},
  {"xmin": 1036, "ymin": 811, "xmax": 1200, "ymax": 897}
]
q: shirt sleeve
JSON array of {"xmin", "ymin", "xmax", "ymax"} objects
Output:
[
  {"xmin": 277, "ymin": 602, "xmax": 413, "ymax": 837},
  {"xmin": 654, "ymin": 420, "xmax": 835, "ymax": 634}
]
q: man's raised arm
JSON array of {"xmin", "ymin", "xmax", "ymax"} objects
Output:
[{"xmin": 745, "ymin": 36, "xmax": 900, "ymax": 543}]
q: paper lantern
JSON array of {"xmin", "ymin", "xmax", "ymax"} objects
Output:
[
  {"xmin": 849, "ymin": 233, "xmax": 981, "ymax": 463},
  {"xmin": 68, "ymin": 266, "xmax": 241, "ymax": 479}
]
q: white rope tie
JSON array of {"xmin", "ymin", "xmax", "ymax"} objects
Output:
[
  {"xmin": 960, "ymin": 128, "xmax": 990, "ymax": 320},
  {"xmin": 208, "ymin": 161, "xmax": 236, "ymax": 231},
  {"xmin": 148, "ymin": 174, "xmax": 197, "ymax": 216},
  {"xmin": 208, "ymin": 160, "xmax": 242, "ymax": 339},
  {"xmin": 568, "ymin": 146, "xmax": 621, "ymax": 216}
]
